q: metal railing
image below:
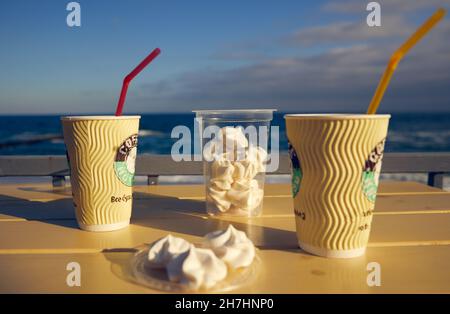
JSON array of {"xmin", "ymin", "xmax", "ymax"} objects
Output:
[{"xmin": 0, "ymin": 153, "xmax": 449, "ymax": 188}]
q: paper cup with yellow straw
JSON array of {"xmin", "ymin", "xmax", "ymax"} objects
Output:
[{"xmin": 285, "ymin": 8, "xmax": 446, "ymax": 258}]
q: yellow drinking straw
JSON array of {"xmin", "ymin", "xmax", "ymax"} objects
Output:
[{"xmin": 367, "ymin": 8, "xmax": 447, "ymax": 114}]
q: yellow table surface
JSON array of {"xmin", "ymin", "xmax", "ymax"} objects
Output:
[{"xmin": 0, "ymin": 181, "xmax": 449, "ymax": 293}]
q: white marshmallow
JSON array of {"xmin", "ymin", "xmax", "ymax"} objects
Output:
[
  {"xmin": 207, "ymin": 155, "xmax": 235, "ymax": 212},
  {"xmin": 239, "ymin": 159, "xmax": 259, "ymax": 180},
  {"xmin": 167, "ymin": 246, "xmax": 228, "ymax": 290},
  {"xmin": 202, "ymin": 138, "xmax": 222, "ymax": 161},
  {"xmin": 232, "ymin": 161, "xmax": 246, "ymax": 180},
  {"xmin": 233, "ymin": 146, "xmax": 267, "ymax": 180},
  {"xmin": 210, "ymin": 178, "xmax": 232, "ymax": 190},
  {"xmin": 147, "ymin": 235, "xmax": 191, "ymax": 268},
  {"xmin": 220, "ymin": 127, "xmax": 249, "ymax": 152},
  {"xmin": 203, "ymin": 127, "xmax": 248, "ymax": 162},
  {"xmin": 210, "ymin": 157, "xmax": 234, "ymax": 181},
  {"xmin": 207, "ymin": 186, "xmax": 232, "ymax": 212},
  {"xmin": 227, "ymin": 179, "xmax": 264, "ymax": 211},
  {"xmin": 203, "ymin": 225, "xmax": 256, "ymax": 269},
  {"xmin": 205, "ymin": 127, "xmax": 267, "ymax": 215},
  {"xmin": 247, "ymin": 146, "xmax": 268, "ymax": 173}
]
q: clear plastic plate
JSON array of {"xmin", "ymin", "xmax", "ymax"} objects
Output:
[{"xmin": 128, "ymin": 246, "xmax": 261, "ymax": 293}]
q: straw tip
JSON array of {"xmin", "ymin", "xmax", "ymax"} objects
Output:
[{"xmin": 437, "ymin": 7, "xmax": 447, "ymax": 17}]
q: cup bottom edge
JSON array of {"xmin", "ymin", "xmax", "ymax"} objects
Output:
[
  {"xmin": 299, "ymin": 241, "xmax": 366, "ymax": 258},
  {"xmin": 78, "ymin": 220, "xmax": 130, "ymax": 232}
]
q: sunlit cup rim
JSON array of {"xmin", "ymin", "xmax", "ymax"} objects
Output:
[
  {"xmin": 61, "ymin": 115, "xmax": 141, "ymax": 121},
  {"xmin": 284, "ymin": 113, "xmax": 390, "ymax": 120}
]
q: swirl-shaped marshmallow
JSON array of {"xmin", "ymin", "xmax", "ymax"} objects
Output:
[
  {"xmin": 227, "ymin": 179, "xmax": 263, "ymax": 211},
  {"xmin": 167, "ymin": 246, "xmax": 228, "ymax": 289},
  {"xmin": 147, "ymin": 235, "xmax": 191, "ymax": 268},
  {"xmin": 203, "ymin": 225, "xmax": 256, "ymax": 269}
]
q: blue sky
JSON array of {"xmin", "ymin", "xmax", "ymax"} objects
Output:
[{"xmin": 0, "ymin": 0, "xmax": 449, "ymax": 114}]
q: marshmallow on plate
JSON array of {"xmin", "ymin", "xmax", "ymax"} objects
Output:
[
  {"xmin": 167, "ymin": 245, "xmax": 228, "ymax": 290},
  {"xmin": 203, "ymin": 225, "xmax": 256, "ymax": 269},
  {"xmin": 147, "ymin": 235, "xmax": 191, "ymax": 268}
]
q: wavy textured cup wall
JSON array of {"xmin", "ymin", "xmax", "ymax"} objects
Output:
[
  {"xmin": 285, "ymin": 115, "xmax": 390, "ymax": 258},
  {"xmin": 62, "ymin": 116, "xmax": 140, "ymax": 232}
]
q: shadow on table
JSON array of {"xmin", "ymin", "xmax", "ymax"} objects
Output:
[
  {"xmin": 0, "ymin": 192, "xmax": 77, "ymax": 228},
  {"xmin": 102, "ymin": 249, "xmax": 139, "ymax": 289},
  {"xmin": 132, "ymin": 192, "xmax": 299, "ymax": 251},
  {"xmin": 0, "ymin": 189, "xmax": 298, "ymax": 251},
  {"xmin": 17, "ymin": 186, "xmax": 73, "ymax": 197}
]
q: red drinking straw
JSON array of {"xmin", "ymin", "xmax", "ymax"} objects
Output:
[{"xmin": 115, "ymin": 48, "xmax": 161, "ymax": 116}]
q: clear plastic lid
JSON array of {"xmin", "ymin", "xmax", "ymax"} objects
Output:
[{"xmin": 193, "ymin": 109, "xmax": 276, "ymax": 122}]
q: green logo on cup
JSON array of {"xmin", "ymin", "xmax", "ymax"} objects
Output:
[
  {"xmin": 288, "ymin": 141, "xmax": 302, "ymax": 197},
  {"xmin": 362, "ymin": 171, "xmax": 378, "ymax": 202},
  {"xmin": 362, "ymin": 139, "xmax": 385, "ymax": 202},
  {"xmin": 114, "ymin": 134, "xmax": 138, "ymax": 187}
]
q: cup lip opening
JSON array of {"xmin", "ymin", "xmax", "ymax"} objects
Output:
[
  {"xmin": 193, "ymin": 109, "xmax": 277, "ymax": 114},
  {"xmin": 61, "ymin": 115, "xmax": 141, "ymax": 121},
  {"xmin": 193, "ymin": 109, "xmax": 276, "ymax": 123},
  {"xmin": 284, "ymin": 113, "xmax": 391, "ymax": 120}
]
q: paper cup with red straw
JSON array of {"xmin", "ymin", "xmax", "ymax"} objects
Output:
[{"xmin": 115, "ymin": 48, "xmax": 161, "ymax": 116}]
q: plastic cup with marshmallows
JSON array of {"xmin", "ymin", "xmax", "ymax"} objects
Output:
[{"xmin": 193, "ymin": 109, "xmax": 275, "ymax": 216}]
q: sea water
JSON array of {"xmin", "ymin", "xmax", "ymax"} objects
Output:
[
  {"xmin": 1, "ymin": 112, "xmax": 449, "ymax": 155},
  {"xmin": 0, "ymin": 112, "xmax": 449, "ymax": 189}
]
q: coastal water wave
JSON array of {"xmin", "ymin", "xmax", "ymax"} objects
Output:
[
  {"xmin": 0, "ymin": 129, "xmax": 164, "ymax": 148},
  {"xmin": 138, "ymin": 129, "xmax": 166, "ymax": 137},
  {"xmin": 0, "ymin": 132, "xmax": 63, "ymax": 149},
  {"xmin": 387, "ymin": 130, "xmax": 450, "ymax": 151},
  {"xmin": 0, "ymin": 113, "xmax": 449, "ymax": 155}
]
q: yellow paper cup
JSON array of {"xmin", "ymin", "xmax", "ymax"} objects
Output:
[
  {"xmin": 61, "ymin": 116, "xmax": 140, "ymax": 232},
  {"xmin": 285, "ymin": 114, "xmax": 390, "ymax": 258}
]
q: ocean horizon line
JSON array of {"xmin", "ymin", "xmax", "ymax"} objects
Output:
[{"xmin": 1, "ymin": 110, "xmax": 450, "ymax": 116}]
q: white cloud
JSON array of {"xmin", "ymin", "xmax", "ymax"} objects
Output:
[
  {"xmin": 133, "ymin": 26, "xmax": 450, "ymax": 113},
  {"xmin": 323, "ymin": 0, "xmax": 449, "ymax": 14},
  {"xmin": 285, "ymin": 15, "xmax": 411, "ymax": 45},
  {"xmin": 131, "ymin": 1, "xmax": 450, "ymax": 113}
]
